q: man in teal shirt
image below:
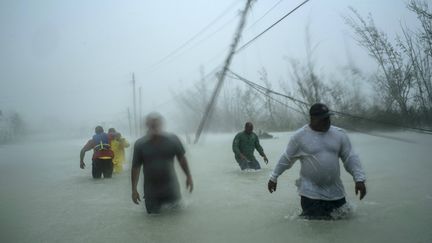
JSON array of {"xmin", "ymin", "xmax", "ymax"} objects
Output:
[{"xmin": 232, "ymin": 122, "xmax": 268, "ymax": 171}]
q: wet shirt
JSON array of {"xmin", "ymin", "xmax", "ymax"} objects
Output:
[
  {"xmin": 132, "ymin": 133, "xmax": 185, "ymax": 199},
  {"xmin": 232, "ymin": 131, "xmax": 265, "ymax": 161},
  {"xmin": 270, "ymin": 125, "xmax": 366, "ymax": 200},
  {"xmin": 82, "ymin": 139, "xmax": 114, "ymax": 160}
]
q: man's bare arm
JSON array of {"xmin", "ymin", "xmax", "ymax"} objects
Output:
[
  {"xmin": 177, "ymin": 155, "xmax": 193, "ymax": 192},
  {"xmin": 79, "ymin": 141, "xmax": 93, "ymax": 169},
  {"xmin": 131, "ymin": 165, "xmax": 141, "ymax": 204}
]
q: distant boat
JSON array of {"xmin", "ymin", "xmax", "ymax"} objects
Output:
[{"xmin": 257, "ymin": 129, "xmax": 274, "ymax": 139}]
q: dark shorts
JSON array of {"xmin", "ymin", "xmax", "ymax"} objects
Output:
[
  {"xmin": 300, "ymin": 196, "xmax": 346, "ymax": 220},
  {"xmin": 144, "ymin": 194, "xmax": 180, "ymax": 214},
  {"xmin": 235, "ymin": 157, "xmax": 261, "ymax": 170},
  {"xmin": 92, "ymin": 158, "xmax": 113, "ymax": 179}
]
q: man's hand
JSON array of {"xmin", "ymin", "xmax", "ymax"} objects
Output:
[
  {"xmin": 355, "ymin": 181, "xmax": 366, "ymax": 200},
  {"xmin": 80, "ymin": 161, "xmax": 85, "ymax": 169},
  {"xmin": 240, "ymin": 154, "xmax": 247, "ymax": 161},
  {"xmin": 132, "ymin": 190, "xmax": 141, "ymax": 205},
  {"xmin": 186, "ymin": 176, "xmax": 193, "ymax": 193},
  {"xmin": 263, "ymin": 155, "xmax": 269, "ymax": 164},
  {"xmin": 268, "ymin": 180, "xmax": 277, "ymax": 193}
]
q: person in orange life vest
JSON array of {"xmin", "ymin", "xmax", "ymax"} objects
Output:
[{"xmin": 80, "ymin": 126, "xmax": 114, "ymax": 178}]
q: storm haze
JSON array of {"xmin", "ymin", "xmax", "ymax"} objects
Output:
[{"xmin": 0, "ymin": 0, "xmax": 420, "ymax": 135}]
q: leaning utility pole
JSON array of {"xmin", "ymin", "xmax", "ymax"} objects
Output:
[{"xmin": 194, "ymin": 0, "xmax": 253, "ymax": 144}]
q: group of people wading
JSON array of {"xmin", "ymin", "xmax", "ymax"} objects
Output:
[
  {"xmin": 79, "ymin": 103, "xmax": 367, "ymax": 219},
  {"xmin": 80, "ymin": 127, "xmax": 129, "ymax": 178}
]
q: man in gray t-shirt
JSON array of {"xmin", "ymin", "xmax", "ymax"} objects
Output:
[
  {"xmin": 268, "ymin": 103, "xmax": 366, "ymax": 219},
  {"xmin": 131, "ymin": 113, "xmax": 193, "ymax": 214}
]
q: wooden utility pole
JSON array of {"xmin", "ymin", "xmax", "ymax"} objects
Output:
[
  {"xmin": 127, "ymin": 107, "xmax": 132, "ymax": 137},
  {"xmin": 132, "ymin": 73, "xmax": 137, "ymax": 137},
  {"xmin": 194, "ymin": 0, "xmax": 253, "ymax": 144},
  {"xmin": 139, "ymin": 86, "xmax": 143, "ymax": 136}
]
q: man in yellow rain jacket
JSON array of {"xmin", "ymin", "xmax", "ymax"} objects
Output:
[{"xmin": 111, "ymin": 132, "xmax": 130, "ymax": 173}]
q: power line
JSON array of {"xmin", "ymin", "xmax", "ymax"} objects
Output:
[
  {"xmin": 184, "ymin": 14, "xmax": 239, "ymax": 53},
  {"xmin": 140, "ymin": 0, "xmax": 294, "ymax": 90},
  {"xmin": 228, "ymin": 69, "xmax": 307, "ymax": 105},
  {"xmin": 155, "ymin": 0, "xmax": 295, "ymax": 86},
  {"xmin": 227, "ymin": 73, "xmax": 304, "ymax": 115},
  {"xmin": 142, "ymin": 0, "xmax": 240, "ymax": 74},
  {"xmin": 197, "ymin": 0, "xmax": 297, "ymax": 72},
  {"xmin": 228, "ymin": 69, "xmax": 432, "ymax": 134},
  {"xmin": 147, "ymin": 13, "xmax": 240, "ymax": 79},
  {"xmin": 236, "ymin": 0, "xmax": 311, "ymax": 54},
  {"xmin": 175, "ymin": 0, "xmax": 291, "ymax": 81},
  {"xmin": 141, "ymin": 0, "xmax": 311, "ymax": 127},
  {"xmin": 245, "ymin": 0, "xmax": 287, "ymax": 31},
  {"xmin": 194, "ymin": 0, "xmax": 254, "ymax": 144},
  {"xmin": 152, "ymin": 64, "xmax": 222, "ymax": 109}
]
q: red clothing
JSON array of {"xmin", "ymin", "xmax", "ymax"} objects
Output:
[{"xmin": 83, "ymin": 139, "xmax": 114, "ymax": 160}]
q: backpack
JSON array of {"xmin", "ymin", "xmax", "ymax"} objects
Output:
[{"xmin": 92, "ymin": 133, "xmax": 110, "ymax": 151}]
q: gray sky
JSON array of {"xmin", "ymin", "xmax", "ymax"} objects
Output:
[{"xmin": 0, "ymin": 0, "xmax": 419, "ymax": 132}]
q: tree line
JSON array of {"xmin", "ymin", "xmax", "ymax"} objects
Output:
[
  {"xmin": 0, "ymin": 110, "xmax": 26, "ymax": 144},
  {"xmin": 175, "ymin": 0, "xmax": 432, "ymax": 134}
]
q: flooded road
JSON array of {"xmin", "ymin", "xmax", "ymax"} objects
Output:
[{"xmin": 1, "ymin": 131, "xmax": 431, "ymax": 242}]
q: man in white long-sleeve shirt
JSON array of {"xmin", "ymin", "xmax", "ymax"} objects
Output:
[{"xmin": 268, "ymin": 103, "xmax": 366, "ymax": 219}]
